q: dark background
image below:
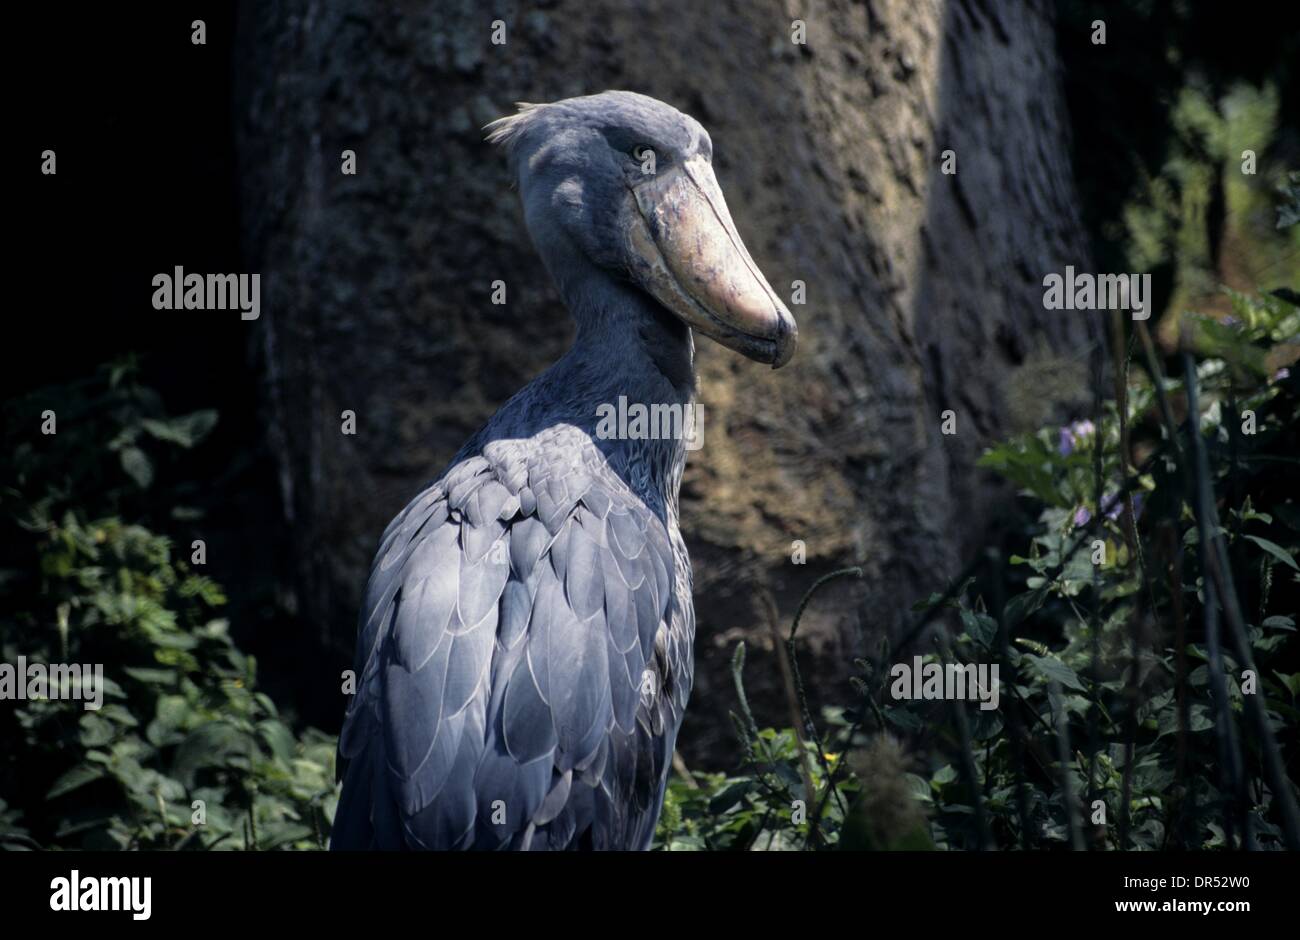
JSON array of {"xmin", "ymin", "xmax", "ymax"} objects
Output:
[{"xmin": 9, "ymin": 5, "xmax": 312, "ymax": 715}]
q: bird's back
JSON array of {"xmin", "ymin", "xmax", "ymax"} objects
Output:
[{"xmin": 331, "ymin": 421, "xmax": 695, "ymax": 850}]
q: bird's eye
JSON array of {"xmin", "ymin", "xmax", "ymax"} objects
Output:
[{"xmin": 630, "ymin": 144, "xmax": 653, "ymax": 161}]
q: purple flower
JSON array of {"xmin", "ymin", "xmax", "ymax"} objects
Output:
[
  {"xmin": 1058, "ymin": 419, "xmax": 1096, "ymax": 456},
  {"xmin": 1099, "ymin": 491, "xmax": 1145, "ymax": 523},
  {"xmin": 1076, "ymin": 492, "xmax": 1144, "ymax": 528},
  {"xmin": 1223, "ymin": 315, "xmax": 1241, "ymax": 329},
  {"xmin": 1104, "ymin": 493, "xmax": 1125, "ymax": 521},
  {"xmin": 1274, "ymin": 367, "xmax": 1291, "ymax": 383}
]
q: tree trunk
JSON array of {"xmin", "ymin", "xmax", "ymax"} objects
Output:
[{"xmin": 236, "ymin": 0, "xmax": 1096, "ymax": 764}]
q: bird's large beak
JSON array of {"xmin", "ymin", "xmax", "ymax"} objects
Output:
[{"xmin": 622, "ymin": 156, "xmax": 797, "ymax": 368}]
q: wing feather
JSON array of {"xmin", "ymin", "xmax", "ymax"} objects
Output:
[{"xmin": 332, "ymin": 430, "xmax": 692, "ymax": 851}]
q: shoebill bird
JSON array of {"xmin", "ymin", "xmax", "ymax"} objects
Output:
[{"xmin": 331, "ymin": 91, "xmax": 797, "ymax": 850}]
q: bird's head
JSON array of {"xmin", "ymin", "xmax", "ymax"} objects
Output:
[{"xmin": 486, "ymin": 91, "xmax": 797, "ymax": 369}]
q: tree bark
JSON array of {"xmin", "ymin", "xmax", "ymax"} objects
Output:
[{"xmin": 236, "ymin": 0, "xmax": 1096, "ymax": 764}]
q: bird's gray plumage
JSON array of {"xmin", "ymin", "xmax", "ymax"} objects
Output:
[
  {"xmin": 334, "ymin": 412, "xmax": 693, "ymax": 849},
  {"xmin": 333, "ymin": 91, "xmax": 793, "ymax": 850}
]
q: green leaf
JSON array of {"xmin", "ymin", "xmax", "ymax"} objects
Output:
[
  {"xmin": 1004, "ymin": 586, "xmax": 1048, "ymax": 627},
  {"xmin": 707, "ymin": 780, "xmax": 754, "ymax": 815},
  {"xmin": 1275, "ymin": 673, "xmax": 1300, "ymax": 698},
  {"xmin": 257, "ymin": 719, "xmax": 296, "ymax": 764},
  {"xmin": 78, "ymin": 713, "xmax": 116, "ymax": 748},
  {"xmin": 119, "ymin": 446, "xmax": 153, "ymax": 489},
  {"xmin": 905, "ymin": 773, "xmax": 933, "ymax": 803},
  {"xmin": 98, "ymin": 704, "xmax": 139, "ymax": 727},
  {"xmin": 1189, "ymin": 705, "xmax": 1215, "ymax": 732},
  {"xmin": 141, "ymin": 410, "xmax": 218, "ymax": 449},
  {"xmin": 1242, "ymin": 535, "xmax": 1299, "ymax": 571},
  {"xmin": 122, "ymin": 667, "xmax": 177, "ymax": 685},
  {"xmin": 173, "ymin": 722, "xmax": 251, "ymax": 788},
  {"xmin": 1023, "ymin": 653, "xmax": 1086, "ymax": 692},
  {"xmin": 47, "ymin": 765, "xmax": 106, "ymax": 800},
  {"xmin": 961, "ymin": 609, "xmax": 998, "ymax": 648},
  {"xmin": 931, "ymin": 765, "xmax": 957, "ymax": 789},
  {"xmin": 884, "ymin": 707, "xmax": 925, "ymax": 732},
  {"xmin": 255, "ymin": 822, "xmax": 314, "ymax": 850}
]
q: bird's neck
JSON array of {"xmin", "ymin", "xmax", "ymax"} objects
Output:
[
  {"xmin": 537, "ymin": 253, "xmax": 698, "ymax": 513},
  {"xmin": 571, "ymin": 281, "xmax": 696, "ymax": 405},
  {"xmin": 535, "ymin": 235, "xmax": 697, "ymax": 405}
]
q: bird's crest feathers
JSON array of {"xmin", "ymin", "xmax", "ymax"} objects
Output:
[{"xmin": 484, "ymin": 102, "xmax": 544, "ymax": 153}]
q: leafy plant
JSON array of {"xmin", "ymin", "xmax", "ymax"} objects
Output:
[
  {"xmin": 0, "ymin": 360, "xmax": 337, "ymax": 850},
  {"xmin": 657, "ymin": 288, "xmax": 1300, "ymax": 850}
]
